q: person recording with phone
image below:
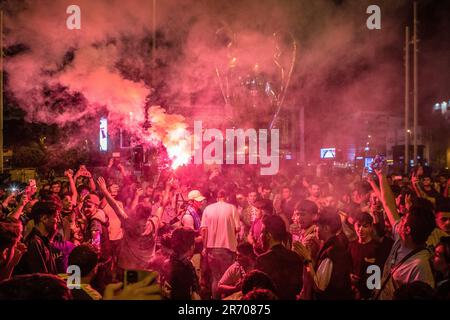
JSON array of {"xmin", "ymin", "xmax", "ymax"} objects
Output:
[{"xmin": 74, "ymin": 165, "xmax": 96, "ymax": 193}]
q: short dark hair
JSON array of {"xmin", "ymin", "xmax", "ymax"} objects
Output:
[
  {"xmin": 314, "ymin": 207, "xmax": 342, "ymax": 234},
  {"xmin": 40, "ymin": 193, "xmax": 63, "ymax": 210},
  {"xmin": 393, "ymin": 281, "xmax": 437, "ymax": 300},
  {"xmin": 242, "ymin": 288, "xmax": 278, "ymax": 300},
  {"xmin": 353, "ymin": 212, "xmax": 373, "ymax": 226},
  {"xmin": 0, "ymin": 274, "xmax": 72, "ymax": 300},
  {"xmin": 437, "ymin": 237, "xmax": 450, "ymax": 264},
  {"xmin": 68, "ymin": 244, "xmax": 98, "ymax": 277},
  {"xmin": 262, "ymin": 215, "xmax": 287, "ymax": 242},
  {"xmin": 50, "ymin": 181, "xmax": 62, "ymax": 187},
  {"xmin": 31, "ymin": 201, "xmax": 60, "ymax": 224},
  {"xmin": 242, "ymin": 270, "xmax": 277, "ymax": 296},
  {"xmin": 295, "ymin": 200, "xmax": 318, "ymax": 215},
  {"xmin": 0, "ymin": 220, "xmax": 22, "ymax": 251},
  {"xmin": 436, "ymin": 198, "xmax": 450, "ymax": 214},
  {"xmin": 61, "ymin": 192, "xmax": 72, "ymax": 199},
  {"xmin": 237, "ymin": 242, "xmax": 256, "ymax": 258},
  {"xmin": 217, "ymin": 189, "xmax": 227, "ymax": 199},
  {"xmin": 77, "ymin": 185, "xmax": 90, "ymax": 194},
  {"xmin": 407, "ymin": 205, "xmax": 436, "ymax": 245},
  {"xmin": 170, "ymin": 227, "xmax": 196, "ymax": 256}
]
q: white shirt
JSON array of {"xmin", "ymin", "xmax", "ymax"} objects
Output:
[
  {"xmin": 379, "ymin": 220, "xmax": 435, "ymax": 300},
  {"xmin": 201, "ymin": 201, "xmax": 240, "ymax": 252},
  {"xmin": 102, "ymin": 201, "xmax": 124, "ymax": 241}
]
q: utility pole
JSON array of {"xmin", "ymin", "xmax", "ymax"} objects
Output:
[
  {"xmin": 299, "ymin": 105, "xmax": 305, "ymax": 164},
  {"xmin": 152, "ymin": 0, "xmax": 156, "ymax": 67},
  {"xmin": 404, "ymin": 26, "xmax": 410, "ymax": 174},
  {"xmin": 413, "ymin": 1, "xmax": 419, "ymax": 165}
]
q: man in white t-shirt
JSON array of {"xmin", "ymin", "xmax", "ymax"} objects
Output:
[
  {"xmin": 200, "ymin": 189, "xmax": 240, "ymax": 299},
  {"xmin": 100, "ymin": 181, "xmax": 125, "ymax": 278},
  {"xmin": 371, "ymin": 170, "xmax": 436, "ymax": 300}
]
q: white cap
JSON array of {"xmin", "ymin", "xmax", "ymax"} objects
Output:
[{"xmin": 188, "ymin": 190, "xmax": 205, "ymax": 202}]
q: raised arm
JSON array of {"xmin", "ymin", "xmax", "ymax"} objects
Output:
[
  {"xmin": 374, "ymin": 169, "xmax": 400, "ymax": 227},
  {"xmin": 141, "ymin": 180, "xmax": 173, "ymax": 237},
  {"xmin": 87, "ymin": 173, "xmax": 96, "ymax": 192},
  {"xmin": 411, "ymin": 172, "xmax": 436, "ymax": 205},
  {"xmin": 65, "ymin": 169, "xmax": 78, "ymax": 206},
  {"xmin": 367, "ymin": 175, "xmax": 381, "ymax": 200},
  {"xmin": 130, "ymin": 187, "xmax": 144, "ymax": 212},
  {"xmin": 7, "ymin": 194, "xmax": 30, "ymax": 220},
  {"xmin": 97, "ymin": 176, "xmax": 128, "ymax": 220},
  {"xmin": 152, "ymin": 180, "xmax": 172, "ymax": 221}
]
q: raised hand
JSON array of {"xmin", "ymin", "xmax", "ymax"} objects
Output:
[
  {"xmin": 19, "ymin": 194, "xmax": 30, "ymax": 207},
  {"xmin": 97, "ymin": 176, "xmax": 108, "ymax": 193},
  {"xmin": 142, "ymin": 219, "xmax": 154, "ymax": 236},
  {"xmin": 103, "ymin": 273, "xmax": 162, "ymax": 300},
  {"xmin": 411, "ymin": 171, "xmax": 419, "ymax": 185},
  {"xmin": 64, "ymin": 169, "xmax": 74, "ymax": 178},
  {"xmin": 108, "ymin": 158, "xmax": 114, "ymax": 168},
  {"xmin": 405, "ymin": 193, "xmax": 413, "ymax": 210},
  {"xmin": 11, "ymin": 242, "xmax": 27, "ymax": 266},
  {"xmin": 135, "ymin": 188, "xmax": 144, "ymax": 198},
  {"xmin": 292, "ymin": 241, "xmax": 312, "ymax": 261}
]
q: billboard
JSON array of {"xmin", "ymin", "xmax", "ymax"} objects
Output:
[
  {"xmin": 320, "ymin": 148, "xmax": 336, "ymax": 159},
  {"xmin": 99, "ymin": 117, "xmax": 108, "ymax": 152}
]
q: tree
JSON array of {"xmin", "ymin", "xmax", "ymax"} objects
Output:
[{"xmin": 12, "ymin": 143, "xmax": 46, "ymax": 168}]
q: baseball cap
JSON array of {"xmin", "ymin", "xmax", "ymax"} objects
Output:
[{"xmin": 188, "ymin": 190, "xmax": 205, "ymax": 202}]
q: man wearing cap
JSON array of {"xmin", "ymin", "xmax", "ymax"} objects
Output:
[
  {"xmin": 77, "ymin": 194, "xmax": 110, "ymax": 257},
  {"xmin": 77, "ymin": 193, "xmax": 112, "ymax": 293},
  {"xmin": 182, "ymin": 190, "xmax": 205, "ymax": 231}
]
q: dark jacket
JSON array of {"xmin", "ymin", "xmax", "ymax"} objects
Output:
[
  {"xmin": 161, "ymin": 255, "xmax": 200, "ymax": 300},
  {"xmin": 14, "ymin": 228, "xmax": 58, "ymax": 275},
  {"xmin": 255, "ymin": 244, "xmax": 303, "ymax": 300},
  {"xmin": 315, "ymin": 233, "xmax": 353, "ymax": 300}
]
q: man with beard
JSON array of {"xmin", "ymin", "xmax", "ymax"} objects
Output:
[
  {"xmin": 255, "ymin": 215, "xmax": 303, "ymax": 300},
  {"xmin": 279, "ymin": 186, "xmax": 296, "ymax": 224},
  {"xmin": 373, "ymin": 169, "xmax": 436, "ymax": 300},
  {"xmin": 293, "ymin": 207, "xmax": 353, "ymax": 300},
  {"xmin": 182, "ymin": 190, "xmax": 205, "ymax": 231},
  {"xmin": 240, "ymin": 190, "xmax": 259, "ymax": 238},
  {"xmin": 76, "ymin": 193, "xmax": 112, "ymax": 294},
  {"xmin": 15, "ymin": 201, "xmax": 61, "ymax": 275},
  {"xmin": 77, "ymin": 194, "xmax": 110, "ymax": 261},
  {"xmin": 306, "ymin": 183, "xmax": 322, "ymax": 209}
]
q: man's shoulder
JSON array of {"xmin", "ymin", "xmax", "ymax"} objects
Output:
[
  {"xmin": 25, "ymin": 229, "xmax": 44, "ymax": 244},
  {"xmin": 409, "ymin": 249, "xmax": 432, "ymax": 266},
  {"xmin": 256, "ymin": 250, "xmax": 272, "ymax": 263},
  {"xmin": 258, "ymin": 245, "xmax": 300, "ymax": 261}
]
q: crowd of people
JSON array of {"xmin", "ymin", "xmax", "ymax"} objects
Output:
[{"xmin": 0, "ymin": 157, "xmax": 449, "ymax": 300}]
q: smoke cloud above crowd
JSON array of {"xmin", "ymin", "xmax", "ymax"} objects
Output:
[{"xmin": 2, "ymin": 0, "xmax": 448, "ymax": 165}]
